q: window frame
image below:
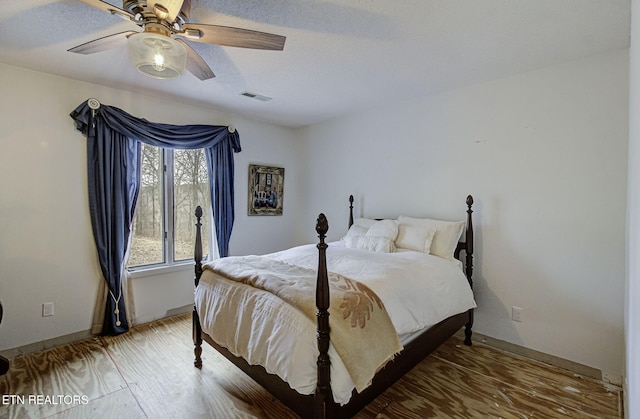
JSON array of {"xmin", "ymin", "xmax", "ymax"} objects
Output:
[{"xmin": 127, "ymin": 146, "xmax": 213, "ymax": 274}]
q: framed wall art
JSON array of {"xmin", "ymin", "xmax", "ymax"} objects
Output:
[{"xmin": 248, "ymin": 164, "xmax": 284, "ymax": 216}]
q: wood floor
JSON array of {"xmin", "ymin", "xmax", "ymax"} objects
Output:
[{"xmin": 1, "ymin": 314, "xmax": 623, "ymax": 418}]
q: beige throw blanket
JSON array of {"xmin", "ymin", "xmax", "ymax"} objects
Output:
[{"xmin": 205, "ymin": 255, "xmax": 403, "ymax": 392}]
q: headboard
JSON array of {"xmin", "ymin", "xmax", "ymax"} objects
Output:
[{"xmin": 346, "ymin": 194, "xmax": 474, "ymax": 286}]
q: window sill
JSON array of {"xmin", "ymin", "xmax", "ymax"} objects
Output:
[{"xmin": 127, "ymin": 262, "xmax": 195, "ymax": 279}]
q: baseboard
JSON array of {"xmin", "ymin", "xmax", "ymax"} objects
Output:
[
  {"xmin": 458, "ymin": 331, "xmax": 608, "ymax": 382},
  {"xmin": 0, "ymin": 329, "xmax": 93, "ymax": 360},
  {"xmin": 165, "ymin": 304, "xmax": 193, "ymax": 318},
  {"xmin": 132, "ymin": 304, "xmax": 193, "ymax": 326},
  {"xmin": 0, "ymin": 306, "xmax": 194, "ymax": 360}
]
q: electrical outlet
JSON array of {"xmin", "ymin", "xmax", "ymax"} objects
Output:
[
  {"xmin": 42, "ymin": 302, "xmax": 54, "ymax": 317},
  {"xmin": 511, "ymin": 306, "xmax": 523, "ymax": 322}
]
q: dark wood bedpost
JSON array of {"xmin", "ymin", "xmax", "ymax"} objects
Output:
[
  {"xmin": 464, "ymin": 195, "xmax": 474, "ymax": 346},
  {"xmin": 314, "ymin": 213, "xmax": 333, "ymax": 419},
  {"xmin": 348, "ymin": 195, "xmax": 354, "ymax": 229},
  {"xmin": 193, "ymin": 206, "xmax": 204, "ymax": 368}
]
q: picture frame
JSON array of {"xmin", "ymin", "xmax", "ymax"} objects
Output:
[{"xmin": 248, "ymin": 164, "xmax": 284, "ymax": 216}]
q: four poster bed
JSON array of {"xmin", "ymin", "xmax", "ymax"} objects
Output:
[{"xmin": 192, "ymin": 195, "xmax": 476, "ymax": 418}]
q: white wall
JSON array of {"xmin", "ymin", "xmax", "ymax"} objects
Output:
[
  {"xmin": 0, "ymin": 63, "xmax": 300, "ymax": 351},
  {"xmin": 626, "ymin": 0, "xmax": 640, "ymax": 415},
  {"xmin": 298, "ymin": 49, "xmax": 629, "ymax": 379}
]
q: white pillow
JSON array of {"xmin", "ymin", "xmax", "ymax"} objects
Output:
[
  {"xmin": 395, "ymin": 224, "xmax": 437, "ymax": 253},
  {"xmin": 344, "ymin": 235, "xmax": 396, "ymax": 253},
  {"xmin": 343, "ymin": 224, "xmax": 368, "ymax": 240},
  {"xmin": 342, "ymin": 219, "xmax": 398, "ymax": 253},
  {"xmin": 365, "ymin": 219, "xmax": 399, "ymax": 241},
  {"xmin": 397, "ymin": 216, "xmax": 465, "ymax": 260}
]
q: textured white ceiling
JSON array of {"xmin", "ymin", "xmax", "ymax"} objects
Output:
[{"xmin": 0, "ymin": 0, "xmax": 631, "ymax": 127}]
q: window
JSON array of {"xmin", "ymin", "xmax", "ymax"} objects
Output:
[{"xmin": 128, "ymin": 143, "xmax": 212, "ymax": 268}]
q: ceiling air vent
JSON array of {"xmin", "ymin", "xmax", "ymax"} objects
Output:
[{"xmin": 241, "ymin": 91, "xmax": 272, "ymax": 102}]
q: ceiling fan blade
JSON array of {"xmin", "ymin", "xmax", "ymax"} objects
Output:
[
  {"xmin": 176, "ymin": 39, "xmax": 215, "ymax": 80},
  {"xmin": 75, "ymin": 0, "xmax": 133, "ymax": 19},
  {"xmin": 147, "ymin": 0, "xmax": 184, "ymax": 22},
  {"xmin": 68, "ymin": 31, "xmax": 137, "ymax": 54},
  {"xmin": 181, "ymin": 23, "xmax": 285, "ymax": 51}
]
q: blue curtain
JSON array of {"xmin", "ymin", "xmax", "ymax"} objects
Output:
[
  {"xmin": 70, "ymin": 99, "xmax": 241, "ymax": 335},
  {"xmin": 205, "ymin": 144, "xmax": 236, "ymax": 258}
]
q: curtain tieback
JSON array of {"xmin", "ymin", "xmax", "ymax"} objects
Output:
[{"xmin": 109, "ymin": 289, "xmax": 122, "ymax": 327}]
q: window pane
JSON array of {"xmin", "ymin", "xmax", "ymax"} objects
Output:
[
  {"xmin": 173, "ymin": 149, "xmax": 211, "ymax": 262},
  {"xmin": 128, "ymin": 144, "xmax": 164, "ymax": 267}
]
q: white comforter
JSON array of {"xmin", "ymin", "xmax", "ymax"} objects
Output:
[{"xmin": 195, "ymin": 242, "xmax": 476, "ymax": 405}]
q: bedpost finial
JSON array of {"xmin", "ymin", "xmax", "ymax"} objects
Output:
[
  {"xmin": 316, "ymin": 213, "xmax": 329, "ymax": 236},
  {"xmin": 195, "ymin": 205, "xmax": 203, "ymax": 218},
  {"xmin": 466, "ymin": 195, "xmax": 474, "ymax": 208},
  {"xmin": 349, "ymin": 195, "xmax": 354, "ymax": 204}
]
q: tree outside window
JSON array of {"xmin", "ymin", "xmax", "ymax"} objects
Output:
[{"xmin": 128, "ymin": 143, "xmax": 212, "ymax": 268}]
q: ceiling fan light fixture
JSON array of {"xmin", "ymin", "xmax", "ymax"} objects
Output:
[{"xmin": 128, "ymin": 32, "xmax": 186, "ymax": 79}]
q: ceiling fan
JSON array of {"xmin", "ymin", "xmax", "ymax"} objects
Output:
[{"xmin": 68, "ymin": 0, "xmax": 286, "ymax": 80}]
